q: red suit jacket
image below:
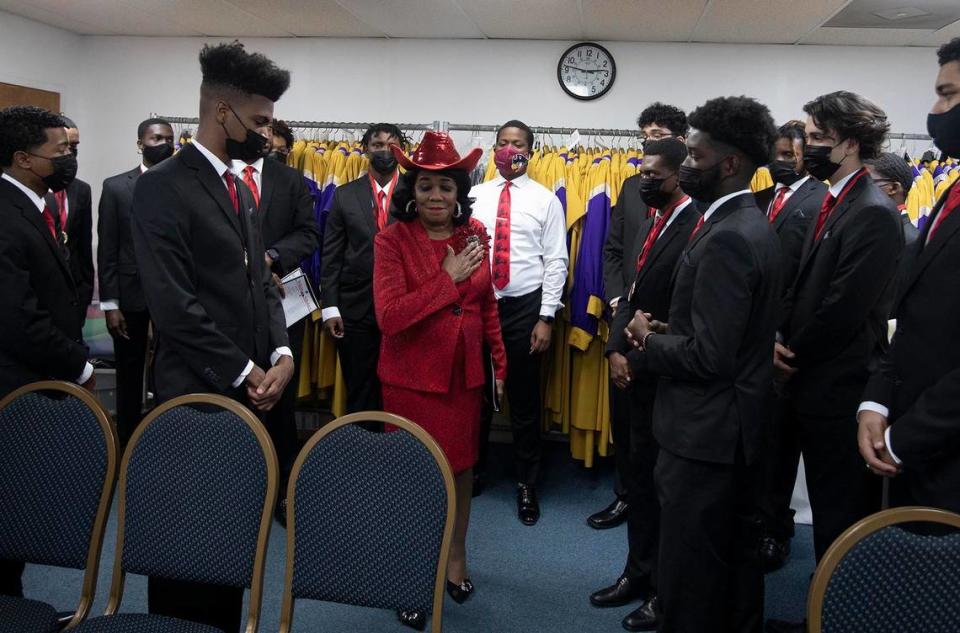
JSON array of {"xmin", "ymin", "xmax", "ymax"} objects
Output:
[{"xmin": 374, "ymin": 217, "xmax": 507, "ymax": 393}]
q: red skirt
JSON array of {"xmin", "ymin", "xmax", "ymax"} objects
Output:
[{"xmin": 382, "ymin": 336, "xmax": 481, "ymax": 474}]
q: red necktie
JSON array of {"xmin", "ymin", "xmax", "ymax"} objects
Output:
[
  {"xmin": 376, "ymin": 189, "xmax": 388, "ymax": 231},
  {"xmin": 54, "ymin": 190, "xmax": 68, "ymax": 229},
  {"xmin": 223, "ymin": 171, "xmax": 240, "ymax": 214},
  {"xmin": 242, "ymin": 166, "xmax": 260, "ymax": 207},
  {"xmin": 813, "ymin": 193, "xmax": 836, "ymax": 242},
  {"xmin": 926, "ymin": 184, "xmax": 960, "ymax": 245},
  {"xmin": 637, "ymin": 197, "xmax": 688, "ymax": 271},
  {"xmin": 768, "ymin": 186, "xmax": 790, "ymax": 223},
  {"xmin": 493, "ymin": 181, "xmax": 511, "ymax": 290},
  {"xmin": 41, "ymin": 204, "xmax": 58, "ymax": 241},
  {"xmin": 688, "ymin": 215, "xmax": 705, "ymax": 241}
]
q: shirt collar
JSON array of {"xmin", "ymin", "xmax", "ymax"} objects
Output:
[
  {"xmin": 140, "ymin": 163, "xmax": 149, "ymax": 174},
  {"xmin": 1, "ymin": 172, "xmax": 46, "ymax": 213},
  {"xmin": 776, "ymin": 175, "xmax": 810, "ymax": 193},
  {"xmin": 193, "ymin": 140, "xmax": 231, "ymax": 178},
  {"xmin": 703, "ymin": 189, "xmax": 751, "ymax": 221},
  {"xmin": 232, "ymin": 157, "xmax": 264, "ymax": 175},
  {"xmin": 493, "ymin": 173, "xmax": 530, "ymax": 188},
  {"xmin": 828, "ymin": 169, "xmax": 860, "ymax": 197}
]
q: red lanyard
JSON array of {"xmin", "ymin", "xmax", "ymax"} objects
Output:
[{"xmin": 828, "ymin": 168, "xmax": 868, "ymax": 214}]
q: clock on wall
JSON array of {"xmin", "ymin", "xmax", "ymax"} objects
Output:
[{"xmin": 557, "ymin": 42, "xmax": 616, "ymax": 101}]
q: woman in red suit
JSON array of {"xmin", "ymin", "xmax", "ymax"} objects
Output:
[{"xmin": 374, "ymin": 132, "xmax": 507, "ymax": 625}]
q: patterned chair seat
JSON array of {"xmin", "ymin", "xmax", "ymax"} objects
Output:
[
  {"xmin": 72, "ymin": 614, "xmax": 222, "ymax": 633},
  {"xmin": 0, "ymin": 594, "xmax": 59, "ymax": 633}
]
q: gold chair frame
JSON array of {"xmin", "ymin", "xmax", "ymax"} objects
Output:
[
  {"xmin": 0, "ymin": 380, "xmax": 119, "ymax": 631},
  {"xmin": 279, "ymin": 411, "xmax": 457, "ymax": 633},
  {"xmin": 807, "ymin": 506, "xmax": 960, "ymax": 633},
  {"xmin": 100, "ymin": 393, "xmax": 278, "ymax": 633}
]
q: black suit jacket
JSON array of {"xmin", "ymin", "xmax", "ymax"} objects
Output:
[
  {"xmin": 0, "ymin": 178, "xmax": 88, "ymax": 398},
  {"xmin": 257, "ymin": 159, "xmax": 321, "ymax": 276},
  {"xmin": 320, "ymin": 173, "xmax": 403, "ymax": 325},
  {"xmin": 131, "ymin": 143, "xmax": 288, "ymax": 401},
  {"xmin": 754, "ymin": 177, "xmax": 826, "ymax": 293},
  {"xmin": 65, "ymin": 178, "xmax": 94, "ymax": 317},
  {"xmin": 862, "ymin": 181, "xmax": 960, "ymax": 510},
  {"xmin": 98, "ymin": 167, "xmax": 146, "ymax": 312},
  {"xmin": 607, "ymin": 202, "xmax": 701, "ymax": 396},
  {"xmin": 641, "ymin": 193, "xmax": 782, "ymax": 465},
  {"xmin": 603, "ymin": 174, "xmax": 650, "ymax": 305},
  {"xmin": 781, "ymin": 172, "xmax": 903, "ymax": 417}
]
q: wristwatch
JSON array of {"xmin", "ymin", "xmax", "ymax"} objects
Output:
[
  {"xmin": 266, "ymin": 248, "xmax": 280, "ymax": 263},
  {"xmin": 539, "ymin": 315, "xmax": 555, "ymax": 324}
]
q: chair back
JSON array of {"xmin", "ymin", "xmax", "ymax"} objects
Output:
[
  {"xmin": 280, "ymin": 412, "xmax": 455, "ymax": 633},
  {"xmin": 0, "ymin": 381, "xmax": 118, "ymax": 627},
  {"xmin": 104, "ymin": 394, "xmax": 278, "ymax": 633},
  {"xmin": 808, "ymin": 506, "xmax": 960, "ymax": 633}
]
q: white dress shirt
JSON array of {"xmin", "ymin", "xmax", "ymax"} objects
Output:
[
  {"xmin": 321, "ymin": 175, "xmax": 395, "ymax": 323},
  {"xmin": 767, "ymin": 175, "xmax": 811, "ymax": 215},
  {"xmin": 827, "ymin": 169, "xmax": 860, "ymax": 198},
  {"xmin": 470, "ymin": 173, "xmax": 569, "ymax": 318},
  {"xmin": 194, "ymin": 141, "xmax": 292, "ymax": 387},
  {"xmin": 702, "ymin": 189, "xmax": 752, "ymax": 222},
  {"xmin": 232, "ymin": 157, "xmax": 264, "ymax": 193},
  {"xmin": 101, "ymin": 165, "xmax": 151, "ymax": 311},
  {"xmin": 2, "ymin": 172, "xmax": 93, "ymax": 385}
]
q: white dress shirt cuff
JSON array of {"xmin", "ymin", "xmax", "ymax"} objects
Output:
[
  {"xmin": 858, "ymin": 401, "xmax": 890, "ymax": 418},
  {"xmin": 884, "ymin": 426, "xmax": 903, "ymax": 465},
  {"xmin": 100, "ymin": 300, "xmax": 119, "ymax": 311},
  {"xmin": 271, "ymin": 347, "xmax": 293, "ymax": 366},
  {"xmin": 540, "ymin": 302, "xmax": 562, "ymax": 319},
  {"xmin": 233, "ymin": 360, "xmax": 255, "ymax": 388},
  {"xmin": 76, "ymin": 362, "xmax": 94, "ymax": 385},
  {"xmin": 609, "ymin": 297, "xmax": 620, "ymax": 309},
  {"xmin": 321, "ymin": 306, "xmax": 342, "ymax": 322}
]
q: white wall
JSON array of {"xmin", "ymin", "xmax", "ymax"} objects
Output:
[{"xmin": 0, "ymin": 11, "xmax": 945, "ymax": 223}]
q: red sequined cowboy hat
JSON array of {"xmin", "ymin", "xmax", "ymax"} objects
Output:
[{"xmin": 390, "ymin": 130, "xmax": 483, "ymax": 173}]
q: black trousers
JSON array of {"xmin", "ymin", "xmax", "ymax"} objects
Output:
[
  {"xmin": 265, "ymin": 318, "xmax": 305, "ymax": 495},
  {"xmin": 485, "ymin": 290, "xmax": 544, "ymax": 486},
  {"xmin": 609, "ymin": 383, "xmax": 630, "ymax": 500},
  {"xmin": 757, "ymin": 389, "xmax": 801, "ymax": 541},
  {"xmin": 336, "ymin": 318, "xmax": 382, "ymax": 414},
  {"xmin": 656, "ymin": 448, "xmax": 763, "ymax": 633},
  {"xmin": 113, "ymin": 309, "xmax": 151, "ymax": 447},
  {"xmin": 0, "ymin": 560, "xmax": 23, "ymax": 597},
  {"xmin": 799, "ymin": 411, "xmax": 883, "ymax": 562},
  {"xmin": 622, "ymin": 383, "xmax": 659, "ymax": 589},
  {"xmin": 148, "ymin": 577, "xmax": 243, "ymax": 633}
]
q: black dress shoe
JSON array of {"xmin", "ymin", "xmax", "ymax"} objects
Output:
[
  {"xmin": 274, "ymin": 498, "xmax": 287, "ymax": 528},
  {"xmin": 764, "ymin": 619, "xmax": 805, "ymax": 633},
  {"xmin": 397, "ymin": 610, "xmax": 426, "ymax": 631},
  {"xmin": 587, "ymin": 498, "xmax": 629, "ymax": 529},
  {"xmin": 472, "ymin": 471, "xmax": 486, "ymax": 498},
  {"xmin": 759, "ymin": 536, "xmax": 791, "ymax": 573},
  {"xmin": 589, "ymin": 575, "xmax": 643, "ymax": 608},
  {"xmin": 446, "ymin": 578, "xmax": 475, "ymax": 604},
  {"xmin": 622, "ymin": 596, "xmax": 659, "ymax": 632},
  {"xmin": 517, "ymin": 484, "xmax": 540, "ymax": 526}
]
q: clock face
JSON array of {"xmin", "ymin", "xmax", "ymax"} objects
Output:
[{"xmin": 558, "ymin": 42, "xmax": 616, "ymax": 101}]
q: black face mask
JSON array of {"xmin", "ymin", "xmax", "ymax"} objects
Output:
[
  {"xmin": 222, "ymin": 105, "xmax": 269, "ymax": 162},
  {"xmin": 927, "ymin": 102, "xmax": 960, "ymax": 158},
  {"xmin": 267, "ymin": 151, "xmax": 288, "ymax": 165},
  {"xmin": 368, "ymin": 150, "xmax": 398, "ymax": 174},
  {"xmin": 30, "ymin": 152, "xmax": 77, "ymax": 192},
  {"xmin": 768, "ymin": 160, "xmax": 803, "ymax": 186},
  {"xmin": 638, "ymin": 176, "xmax": 677, "ymax": 210},
  {"xmin": 803, "ymin": 143, "xmax": 844, "ymax": 181},
  {"xmin": 678, "ymin": 162, "xmax": 723, "ymax": 202},
  {"xmin": 142, "ymin": 143, "xmax": 174, "ymax": 166}
]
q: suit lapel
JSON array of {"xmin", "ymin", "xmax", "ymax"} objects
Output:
[
  {"xmin": 637, "ymin": 204, "xmax": 693, "ymax": 286},
  {"xmin": 773, "ymin": 180, "xmax": 815, "ymax": 232},
  {"xmin": 258, "ymin": 161, "xmax": 275, "ymax": 215},
  {"xmin": 670, "ymin": 196, "xmax": 742, "ymax": 287},
  {"xmin": 902, "ymin": 182, "xmax": 960, "ymax": 292},
  {"xmin": 16, "ymin": 200, "xmax": 74, "ymax": 282},
  {"xmin": 354, "ymin": 178, "xmax": 377, "ymax": 235},
  {"xmin": 796, "ymin": 177, "xmax": 866, "ymax": 276},
  {"xmin": 182, "ymin": 144, "xmax": 243, "ymax": 238}
]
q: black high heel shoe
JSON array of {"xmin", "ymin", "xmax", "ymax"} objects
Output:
[
  {"xmin": 397, "ymin": 609, "xmax": 426, "ymax": 630},
  {"xmin": 446, "ymin": 579, "xmax": 475, "ymax": 604}
]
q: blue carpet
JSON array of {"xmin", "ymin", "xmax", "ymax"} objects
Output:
[{"xmin": 22, "ymin": 442, "xmax": 813, "ymax": 631}]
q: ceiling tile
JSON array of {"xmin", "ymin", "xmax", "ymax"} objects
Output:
[
  {"xmin": 458, "ymin": 0, "xmax": 582, "ymax": 40},
  {"xmin": 693, "ymin": 0, "xmax": 849, "ymax": 44},
  {"xmin": 801, "ymin": 26, "xmax": 934, "ymax": 46},
  {"xmin": 130, "ymin": 0, "xmax": 292, "ymax": 36},
  {"xmin": 931, "ymin": 18, "xmax": 960, "ymax": 44},
  {"xmin": 328, "ymin": 0, "xmax": 484, "ymax": 39},
  {"xmin": 227, "ymin": 0, "xmax": 384, "ymax": 37},
  {"xmin": 581, "ymin": 0, "xmax": 708, "ymax": 42}
]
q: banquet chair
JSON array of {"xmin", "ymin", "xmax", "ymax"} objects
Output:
[
  {"xmin": 72, "ymin": 394, "xmax": 278, "ymax": 633},
  {"xmin": 808, "ymin": 506, "xmax": 960, "ymax": 633},
  {"xmin": 0, "ymin": 381, "xmax": 118, "ymax": 633},
  {"xmin": 279, "ymin": 412, "xmax": 456, "ymax": 633}
]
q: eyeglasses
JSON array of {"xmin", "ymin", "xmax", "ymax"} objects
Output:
[{"xmin": 639, "ymin": 132, "xmax": 675, "ymax": 143}]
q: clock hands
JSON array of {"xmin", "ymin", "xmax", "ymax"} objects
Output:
[{"xmin": 563, "ymin": 64, "xmax": 604, "ymax": 74}]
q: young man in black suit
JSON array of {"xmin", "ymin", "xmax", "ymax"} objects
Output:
[
  {"xmin": 591, "ymin": 138, "xmax": 700, "ymax": 632},
  {"xmin": 627, "ymin": 96, "xmax": 781, "ymax": 633},
  {"xmin": 0, "ymin": 105, "xmax": 94, "ymax": 597},
  {"xmin": 765, "ymin": 92, "xmax": 903, "ymax": 633},
  {"xmin": 320, "ymin": 123, "xmax": 406, "ymax": 413},
  {"xmin": 859, "ymin": 37, "xmax": 960, "ymax": 515},
  {"xmin": 593, "ymin": 103, "xmax": 688, "ymax": 531},
  {"xmin": 866, "ymin": 151, "xmax": 920, "ymax": 247},
  {"xmin": 57, "ymin": 115, "xmax": 94, "ymax": 325},
  {"xmin": 233, "ymin": 117, "xmax": 320, "ymax": 525},
  {"xmin": 131, "ymin": 42, "xmax": 293, "ymax": 633},
  {"xmin": 753, "ymin": 120, "xmax": 826, "ymax": 572},
  {"xmin": 97, "ymin": 117, "xmax": 175, "ymax": 447}
]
